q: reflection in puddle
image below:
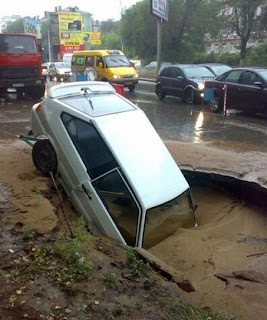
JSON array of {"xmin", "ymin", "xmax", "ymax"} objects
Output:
[{"xmin": 194, "ymin": 111, "xmax": 204, "ymax": 143}]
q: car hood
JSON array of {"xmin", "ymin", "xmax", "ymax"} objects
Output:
[
  {"xmin": 56, "ymin": 68, "xmax": 71, "ymax": 72},
  {"xmin": 93, "ymin": 109, "xmax": 189, "ymax": 210},
  {"xmin": 187, "ymin": 76, "xmax": 214, "ymax": 83}
]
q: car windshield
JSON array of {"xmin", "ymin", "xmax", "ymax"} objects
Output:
[
  {"xmin": 0, "ymin": 35, "xmax": 37, "ymax": 54},
  {"xmin": 55, "ymin": 63, "xmax": 70, "ymax": 69},
  {"xmin": 210, "ymin": 65, "xmax": 232, "ymax": 76},
  {"xmin": 104, "ymin": 55, "xmax": 132, "ymax": 68},
  {"xmin": 184, "ymin": 67, "xmax": 214, "ymax": 78},
  {"xmin": 258, "ymin": 70, "xmax": 267, "ymax": 81},
  {"xmin": 142, "ymin": 189, "xmax": 196, "ymax": 249},
  {"xmin": 60, "ymin": 93, "xmax": 136, "ymax": 117}
]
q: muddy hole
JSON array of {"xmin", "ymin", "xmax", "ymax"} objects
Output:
[{"xmin": 148, "ymin": 170, "xmax": 267, "ymax": 319}]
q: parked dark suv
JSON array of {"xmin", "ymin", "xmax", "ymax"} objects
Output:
[{"xmin": 155, "ymin": 64, "xmax": 214, "ymax": 104}]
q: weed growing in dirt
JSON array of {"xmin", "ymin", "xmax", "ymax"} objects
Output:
[
  {"xmin": 164, "ymin": 297, "xmax": 238, "ymax": 320},
  {"xmin": 102, "ymin": 272, "xmax": 118, "ymax": 288},
  {"xmin": 13, "ymin": 217, "xmax": 93, "ymax": 293},
  {"xmin": 32, "ymin": 188, "xmax": 41, "ymax": 207},
  {"xmin": 22, "ymin": 225, "xmax": 37, "ymax": 240},
  {"xmin": 126, "ymin": 247, "xmax": 154, "ymax": 279}
]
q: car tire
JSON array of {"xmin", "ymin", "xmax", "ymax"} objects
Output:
[
  {"xmin": 209, "ymin": 94, "xmax": 223, "ymax": 113},
  {"xmin": 128, "ymin": 85, "xmax": 135, "ymax": 92},
  {"xmin": 26, "ymin": 85, "xmax": 45, "ymax": 100},
  {"xmin": 184, "ymin": 88, "xmax": 194, "ymax": 104},
  {"xmin": 32, "ymin": 139, "xmax": 57, "ymax": 176},
  {"xmin": 156, "ymin": 87, "xmax": 165, "ymax": 100}
]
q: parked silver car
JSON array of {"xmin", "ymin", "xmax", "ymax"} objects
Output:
[
  {"xmin": 48, "ymin": 62, "xmax": 72, "ymax": 81},
  {"xmin": 30, "ymin": 82, "xmax": 196, "ymax": 248}
]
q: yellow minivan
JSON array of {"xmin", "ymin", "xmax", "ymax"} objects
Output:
[{"xmin": 71, "ymin": 50, "xmax": 138, "ymax": 91}]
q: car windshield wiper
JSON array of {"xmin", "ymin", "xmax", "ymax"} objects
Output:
[{"xmin": 81, "ymin": 87, "xmax": 94, "ymax": 110}]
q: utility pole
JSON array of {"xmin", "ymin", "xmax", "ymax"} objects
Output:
[
  {"xmin": 156, "ymin": 19, "xmax": 162, "ymax": 74},
  {"xmin": 48, "ymin": 24, "xmax": 52, "ymax": 61}
]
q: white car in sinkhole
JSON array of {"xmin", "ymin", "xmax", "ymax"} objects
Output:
[{"xmin": 30, "ymin": 81, "xmax": 197, "ymax": 249}]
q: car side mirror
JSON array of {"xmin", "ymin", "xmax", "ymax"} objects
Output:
[
  {"xmin": 177, "ymin": 76, "xmax": 183, "ymax": 80},
  {"xmin": 254, "ymin": 81, "xmax": 263, "ymax": 88}
]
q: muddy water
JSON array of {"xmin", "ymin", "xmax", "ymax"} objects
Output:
[{"xmin": 149, "ymin": 183, "xmax": 267, "ymax": 320}]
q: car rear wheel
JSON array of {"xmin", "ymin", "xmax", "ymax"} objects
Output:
[
  {"xmin": 32, "ymin": 139, "xmax": 57, "ymax": 176},
  {"xmin": 209, "ymin": 94, "xmax": 222, "ymax": 113},
  {"xmin": 156, "ymin": 86, "xmax": 165, "ymax": 100},
  {"xmin": 26, "ymin": 85, "xmax": 45, "ymax": 100}
]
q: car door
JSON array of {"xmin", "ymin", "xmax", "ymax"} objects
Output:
[
  {"xmin": 159, "ymin": 66, "xmax": 174, "ymax": 95},
  {"xmin": 223, "ymin": 70, "xmax": 243, "ymax": 109},
  {"xmin": 169, "ymin": 67, "xmax": 186, "ymax": 97},
  {"xmin": 238, "ymin": 70, "xmax": 266, "ymax": 113},
  {"xmin": 60, "ymin": 112, "xmax": 142, "ymax": 247},
  {"xmin": 95, "ymin": 56, "xmax": 105, "ymax": 81}
]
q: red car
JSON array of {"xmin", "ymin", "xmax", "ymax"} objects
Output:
[{"xmin": 204, "ymin": 67, "xmax": 267, "ymax": 114}]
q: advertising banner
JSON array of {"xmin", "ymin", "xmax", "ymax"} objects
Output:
[
  {"xmin": 150, "ymin": 0, "xmax": 169, "ymax": 22},
  {"xmin": 58, "ymin": 12, "xmax": 84, "ymax": 57},
  {"xmin": 23, "ymin": 17, "xmax": 41, "ymax": 39},
  {"xmin": 83, "ymin": 32, "xmax": 102, "ymax": 45}
]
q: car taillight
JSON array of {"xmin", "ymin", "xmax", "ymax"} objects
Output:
[{"xmin": 36, "ymin": 103, "xmax": 42, "ymax": 111}]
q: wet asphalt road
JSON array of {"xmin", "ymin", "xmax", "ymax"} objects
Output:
[{"xmin": 0, "ymin": 80, "xmax": 267, "ymax": 153}]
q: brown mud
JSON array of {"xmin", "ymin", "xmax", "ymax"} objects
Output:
[{"xmin": 0, "ymin": 139, "xmax": 267, "ymax": 319}]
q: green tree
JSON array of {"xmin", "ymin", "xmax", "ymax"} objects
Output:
[
  {"xmin": 3, "ymin": 18, "xmax": 24, "ymax": 33},
  {"xmin": 120, "ymin": 0, "xmax": 222, "ymax": 64},
  {"xmin": 220, "ymin": 0, "xmax": 267, "ymax": 64},
  {"xmin": 120, "ymin": 0, "xmax": 157, "ymax": 63},
  {"xmin": 101, "ymin": 19, "xmax": 120, "ymax": 33},
  {"xmin": 245, "ymin": 42, "xmax": 267, "ymax": 66},
  {"xmin": 99, "ymin": 32, "xmax": 122, "ymax": 50}
]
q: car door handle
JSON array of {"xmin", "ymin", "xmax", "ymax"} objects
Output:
[{"xmin": 82, "ymin": 184, "xmax": 92, "ymax": 200}]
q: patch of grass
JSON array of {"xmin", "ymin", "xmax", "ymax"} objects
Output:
[
  {"xmin": 164, "ymin": 297, "xmax": 238, "ymax": 320},
  {"xmin": 14, "ymin": 217, "xmax": 93, "ymax": 293},
  {"xmin": 32, "ymin": 188, "xmax": 42, "ymax": 207},
  {"xmin": 22, "ymin": 225, "xmax": 37, "ymax": 240},
  {"xmin": 102, "ymin": 272, "xmax": 118, "ymax": 288},
  {"xmin": 126, "ymin": 246, "xmax": 154, "ymax": 280}
]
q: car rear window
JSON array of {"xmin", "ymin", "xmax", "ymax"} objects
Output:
[
  {"xmin": 0, "ymin": 35, "xmax": 37, "ymax": 54},
  {"xmin": 60, "ymin": 93, "xmax": 136, "ymax": 117}
]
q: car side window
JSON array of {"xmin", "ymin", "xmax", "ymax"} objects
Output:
[
  {"xmin": 71, "ymin": 56, "xmax": 76, "ymax": 66},
  {"xmin": 224, "ymin": 70, "xmax": 242, "ymax": 83},
  {"xmin": 172, "ymin": 67, "xmax": 183, "ymax": 78},
  {"xmin": 96, "ymin": 56, "xmax": 104, "ymax": 67},
  {"xmin": 61, "ymin": 112, "xmax": 118, "ymax": 179},
  {"xmin": 85, "ymin": 56, "xmax": 94, "ymax": 67},
  {"xmin": 241, "ymin": 71, "xmax": 262, "ymax": 86},
  {"xmin": 164, "ymin": 67, "xmax": 173, "ymax": 78}
]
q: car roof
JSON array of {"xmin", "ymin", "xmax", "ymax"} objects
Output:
[
  {"xmin": 220, "ymin": 67, "xmax": 267, "ymax": 74},
  {"xmin": 48, "ymin": 81, "xmax": 116, "ymax": 99},
  {"xmin": 163, "ymin": 64, "xmax": 208, "ymax": 69},
  {"xmin": 198, "ymin": 63, "xmax": 230, "ymax": 66}
]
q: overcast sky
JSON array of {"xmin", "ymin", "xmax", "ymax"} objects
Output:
[{"xmin": 1, "ymin": 0, "xmax": 142, "ymax": 21}]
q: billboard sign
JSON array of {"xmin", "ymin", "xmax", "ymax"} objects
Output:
[
  {"xmin": 150, "ymin": 0, "xmax": 169, "ymax": 22},
  {"xmin": 24, "ymin": 17, "xmax": 41, "ymax": 39},
  {"xmin": 83, "ymin": 32, "xmax": 102, "ymax": 45},
  {"xmin": 58, "ymin": 12, "xmax": 84, "ymax": 57}
]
